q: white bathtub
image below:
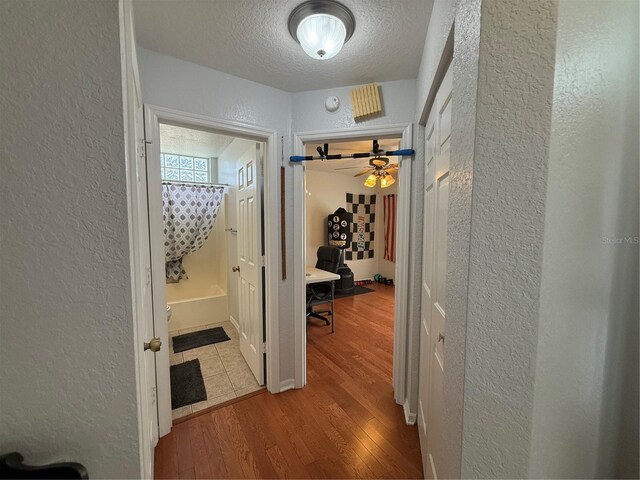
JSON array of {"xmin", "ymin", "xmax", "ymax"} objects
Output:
[{"xmin": 167, "ymin": 285, "xmax": 229, "ymax": 331}]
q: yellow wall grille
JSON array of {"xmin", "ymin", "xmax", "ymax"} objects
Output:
[{"xmin": 350, "ymin": 83, "xmax": 382, "ymax": 121}]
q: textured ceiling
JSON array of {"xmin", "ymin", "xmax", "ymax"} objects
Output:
[
  {"xmin": 159, "ymin": 124, "xmax": 235, "ymax": 157},
  {"xmin": 133, "ymin": 0, "xmax": 432, "ymax": 92},
  {"xmin": 305, "ymin": 138, "xmax": 400, "ymax": 174}
]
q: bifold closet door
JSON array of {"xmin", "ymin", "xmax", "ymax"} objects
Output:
[{"xmin": 417, "ymin": 63, "xmax": 452, "ymax": 480}]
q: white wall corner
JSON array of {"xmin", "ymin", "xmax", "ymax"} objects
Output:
[{"xmin": 461, "ymin": 0, "xmax": 559, "ymax": 477}]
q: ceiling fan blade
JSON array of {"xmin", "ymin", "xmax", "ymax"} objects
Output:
[
  {"xmin": 354, "ymin": 168, "xmax": 372, "ymax": 177},
  {"xmin": 384, "ymin": 164, "xmax": 399, "ymax": 171}
]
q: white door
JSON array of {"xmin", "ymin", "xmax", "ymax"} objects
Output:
[
  {"xmin": 122, "ymin": 0, "xmax": 158, "ymax": 475},
  {"xmin": 418, "ymin": 64, "xmax": 452, "ymax": 480},
  {"xmin": 236, "ymin": 144, "xmax": 265, "ymax": 385}
]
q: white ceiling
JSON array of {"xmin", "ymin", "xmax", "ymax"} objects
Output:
[
  {"xmin": 133, "ymin": 0, "xmax": 432, "ymax": 92},
  {"xmin": 304, "ymin": 138, "xmax": 400, "ymax": 174},
  {"xmin": 159, "ymin": 124, "xmax": 235, "ymax": 157}
]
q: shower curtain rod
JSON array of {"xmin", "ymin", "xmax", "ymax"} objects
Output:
[{"xmin": 162, "ymin": 181, "xmax": 232, "ymax": 188}]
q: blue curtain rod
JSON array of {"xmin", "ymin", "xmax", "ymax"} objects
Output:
[{"xmin": 290, "ymin": 148, "xmax": 415, "ymax": 163}]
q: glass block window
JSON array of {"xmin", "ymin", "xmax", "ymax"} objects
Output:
[{"xmin": 161, "ymin": 153, "xmax": 210, "ymax": 184}]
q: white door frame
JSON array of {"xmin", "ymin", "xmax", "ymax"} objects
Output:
[
  {"xmin": 119, "ymin": 0, "xmax": 155, "ymax": 476},
  {"xmin": 292, "ymin": 123, "xmax": 414, "ymax": 408},
  {"xmin": 143, "ymin": 105, "xmax": 280, "ymax": 436}
]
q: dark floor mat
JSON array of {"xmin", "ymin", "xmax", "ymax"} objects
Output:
[
  {"xmin": 334, "ymin": 285, "xmax": 375, "ymax": 299},
  {"xmin": 170, "ymin": 359, "xmax": 207, "ymax": 409},
  {"xmin": 172, "ymin": 326, "xmax": 230, "ymax": 353}
]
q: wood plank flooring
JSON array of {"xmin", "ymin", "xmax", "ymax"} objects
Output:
[{"xmin": 155, "ymin": 283, "xmax": 423, "ymax": 479}]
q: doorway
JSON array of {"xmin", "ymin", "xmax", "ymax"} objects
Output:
[
  {"xmin": 303, "ymin": 137, "xmax": 402, "ymax": 388},
  {"xmin": 144, "ymin": 105, "xmax": 280, "ymax": 436},
  {"xmin": 153, "ymin": 123, "xmax": 264, "ymax": 421},
  {"xmin": 292, "ymin": 123, "xmax": 414, "ymax": 417}
]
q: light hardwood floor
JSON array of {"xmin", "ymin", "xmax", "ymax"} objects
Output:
[{"xmin": 155, "ymin": 283, "xmax": 423, "ymax": 479}]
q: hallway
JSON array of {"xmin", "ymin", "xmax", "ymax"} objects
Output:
[{"xmin": 154, "ymin": 283, "xmax": 423, "ymax": 478}]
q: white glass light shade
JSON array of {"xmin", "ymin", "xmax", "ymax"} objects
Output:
[{"xmin": 297, "ymin": 14, "xmax": 346, "ymax": 60}]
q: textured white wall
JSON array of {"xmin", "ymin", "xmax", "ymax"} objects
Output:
[
  {"xmin": 461, "ymin": 1, "xmax": 558, "ymax": 477},
  {"xmin": 0, "ymin": 1, "xmax": 140, "ymax": 478},
  {"xmin": 440, "ymin": 1, "xmax": 481, "ymax": 478},
  {"xmin": 136, "ymin": 49, "xmax": 297, "ymax": 381},
  {"xmin": 415, "ymin": 0, "xmax": 456, "ymax": 121},
  {"xmin": 530, "ymin": 1, "xmax": 640, "ymax": 478},
  {"xmin": 291, "ymin": 79, "xmax": 416, "ymax": 132}
]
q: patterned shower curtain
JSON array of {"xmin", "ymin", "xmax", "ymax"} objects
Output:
[{"xmin": 162, "ymin": 183, "xmax": 224, "ymax": 282}]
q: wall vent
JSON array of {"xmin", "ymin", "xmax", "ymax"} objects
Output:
[{"xmin": 350, "ymin": 83, "xmax": 382, "ymax": 121}]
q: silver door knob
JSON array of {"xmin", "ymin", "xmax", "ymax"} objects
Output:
[
  {"xmin": 437, "ymin": 333, "xmax": 445, "ymax": 343},
  {"xmin": 232, "ymin": 266, "xmax": 240, "ymax": 272},
  {"xmin": 144, "ymin": 338, "xmax": 162, "ymax": 352}
]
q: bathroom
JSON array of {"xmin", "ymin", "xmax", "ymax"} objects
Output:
[{"xmin": 158, "ymin": 123, "xmax": 264, "ymax": 420}]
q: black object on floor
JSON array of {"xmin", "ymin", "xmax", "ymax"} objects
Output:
[
  {"xmin": 335, "ymin": 266, "xmax": 355, "ymax": 295},
  {"xmin": 173, "ymin": 326, "xmax": 230, "ymax": 353},
  {"xmin": 170, "ymin": 359, "xmax": 207, "ymax": 409},
  {"xmin": 0, "ymin": 452, "xmax": 88, "ymax": 479},
  {"xmin": 334, "ymin": 285, "xmax": 375, "ymax": 299}
]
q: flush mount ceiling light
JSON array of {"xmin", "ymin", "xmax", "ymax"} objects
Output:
[{"xmin": 288, "ymin": 0, "xmax": 356, "ymax": 60}]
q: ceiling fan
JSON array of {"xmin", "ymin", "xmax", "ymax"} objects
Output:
[{"xmin": 334, "ymin": 140, "xmax": 398, "ymax": 188}]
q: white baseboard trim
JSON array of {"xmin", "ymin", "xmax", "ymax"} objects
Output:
[
  {"xmin": 229, "ymin": 315, "xmax": 239, "ymax": 332},
  {"xmin": 279, "ymin": 378, "xmax": 295, "ymax": 392},
  {"xmin": 404, "ymin": 399, "xmax": 417, "ymax": 425}
]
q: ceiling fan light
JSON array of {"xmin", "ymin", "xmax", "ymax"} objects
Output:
[
  {"xmin": 364, "ymin": 173, "xmax": 377, "ymax": 188},
  {"xmin": 297, "ymin": 14, "xmax": 346, "ymax": 60},
  {"xmin": 371, "ymin": 157, "xmax": 389, "ymax": 167},
  {"xmin": 380, "ymin": 173, "xmax": 396, "ymax": 188}
]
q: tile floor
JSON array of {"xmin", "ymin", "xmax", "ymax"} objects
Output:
[{"xmin": 169, "ymin": 320, "xmax": 262, "ymax": 421}]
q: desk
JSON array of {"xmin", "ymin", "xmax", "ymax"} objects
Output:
[
  {"xmin": 305, "ymin": 266, "xmax": 339, "ymax": 333},
  {"xmin": 305, "ymin": 266, "xmax": 341, "ymax": 284}
]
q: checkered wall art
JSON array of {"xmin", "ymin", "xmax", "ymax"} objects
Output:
[{"xmin": 345, "ymin": 193, "xmax": 376, "ymax": 260}]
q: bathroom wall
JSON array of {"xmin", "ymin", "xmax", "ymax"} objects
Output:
[
  {"xmin": 0, "ymin": 1, "xmax": 140, "ymax": 477},
  {"xmin": 165, "ymin": 206, "xmax": 227, "ymax": 302},
  {"xmin": 160, "ymin": 124, "xmax": 235, "ymax": 303}
]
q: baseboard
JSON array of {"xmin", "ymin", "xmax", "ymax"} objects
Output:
[
  {"xmin": 229, "ymin": 315, "xmax": 239, "ymax": 332},
  {"xmin": 278, "ymin": 378, "xmax": 295, "ymax": 392},
  {"xmin": 403, "ymin": 399, "xmax": 417, "ymax": 425}
]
